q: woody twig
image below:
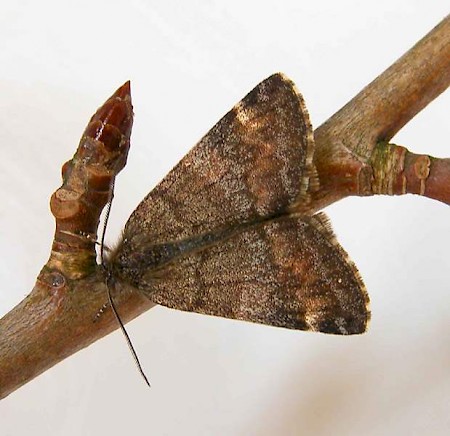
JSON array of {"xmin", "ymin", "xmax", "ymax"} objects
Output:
[
  {"xmin": 307, "ymin": 16, "xmax": 449, "ymax": 211},
  {"xmin": 0, "ymin": 16, "xmax": 448, "ymax": 399}
]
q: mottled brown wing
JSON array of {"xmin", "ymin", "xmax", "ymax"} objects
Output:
[
  {"xmin": 135, "ymin": 213, "xmax": 370, "ymax": 335},
  {"xmin": 115, "ymin": 73, "xmax": 316, "ymax": 268}
]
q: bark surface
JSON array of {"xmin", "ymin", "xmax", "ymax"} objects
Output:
[{"xmin": 0, "ymin": 17, "xmax": 448, "ymax": 399}]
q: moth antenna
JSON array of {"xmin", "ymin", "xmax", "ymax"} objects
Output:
[
  {"xmin": 99, "ymin": 179, "xmax": 115, "ymax": 266},
  {"xmin": 100, "ymin": 179, "xmax": 151, "ymax": 387},
  {"xmin": 94, "ymin": 240, "xmax": 112, "ymax": 253},
  {"xmin": 105, "ymin": 274, "xmax": 151, "ymax": 387}
]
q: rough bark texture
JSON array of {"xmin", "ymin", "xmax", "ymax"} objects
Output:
[{"xmin": 0, "ymin": 16, "xmax": 448, "ymax": 399}]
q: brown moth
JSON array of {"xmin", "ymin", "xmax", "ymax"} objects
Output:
[{"xmin": 107, "ymin": 73, "xmax": 370, "ymax": 335}]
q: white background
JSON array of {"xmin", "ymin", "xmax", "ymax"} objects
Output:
[{"xmin": 0, "ymin": 1, "xmax": 448, "ymax": 435}]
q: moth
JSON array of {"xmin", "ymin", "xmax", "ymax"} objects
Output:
[{"xmin": 106, "ymin": 73, "xmax": 370, "ymax": 335}]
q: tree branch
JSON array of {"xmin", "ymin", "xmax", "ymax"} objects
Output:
[
  {"xmin": 370, "ymin": 143, "xmax": 450, "ymax": 204},
  {"xmin": 1, "ymin": 82, "xmax": 154, "ymax": 398},
  {"xmin": 0, "ymin": 16, "xmax": 448, "ymax": 399},
  {"xmin": 308, "ymin": 15, "xmax": 449, "ymax": 210}
]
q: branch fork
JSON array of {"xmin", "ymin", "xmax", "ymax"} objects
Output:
[{"xmin": 0, "ymin": 16, "xmax": 449, "ymax": 398}]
